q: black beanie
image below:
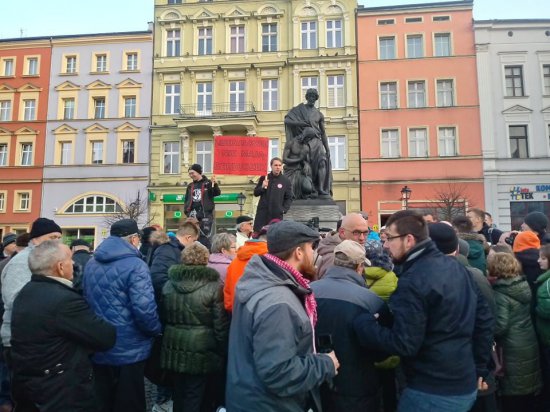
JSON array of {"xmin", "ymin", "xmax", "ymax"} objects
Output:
[
  {"xmin": 29, "ymin": 218, "xmax": 62, "ymax": 240},
  {"xmin": 189, "ymin": 163, "xmax": 203, "ymax": 175},
  {"xmin": 429, "ymin": 223, "xmax": 458, "ymax": 255},
  {"xmin": 524, "ymin": 212, "xmax": 548, "ymax": 235}
]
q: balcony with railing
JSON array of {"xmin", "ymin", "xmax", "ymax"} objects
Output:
[{"xmin": 178, "ymin": 102, "xmax": 256, "ymax": 119}]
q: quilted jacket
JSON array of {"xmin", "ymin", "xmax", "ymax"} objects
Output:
[
  {"xmin": 83, "ymin": 236, "xmax": 161, "ymax": 366},
  {"xmin": 536, "ymin": 270, "xmax": 550, "ymax": 346}
]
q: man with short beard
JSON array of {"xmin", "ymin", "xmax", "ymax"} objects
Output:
[{"xmin": 226, "ymin": 220, "xmax": 339, "ymax": 411}]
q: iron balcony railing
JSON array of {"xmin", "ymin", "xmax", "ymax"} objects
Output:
[{"xmin": 178, "ymin": 102, "xmax": 256, "ymax": 118}]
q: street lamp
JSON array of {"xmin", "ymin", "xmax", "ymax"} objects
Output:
[
  {"xmin": 401, "ymin": 186, "xmax": 412, "ymax": 210},
  {"xmin": 237, "ymin": 192, "xmax": 246, "ymax": 215}
]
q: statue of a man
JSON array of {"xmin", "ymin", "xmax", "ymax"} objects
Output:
[{"xmin": 283, "ymin": 89, "xmax": 332, "ymax": 200}]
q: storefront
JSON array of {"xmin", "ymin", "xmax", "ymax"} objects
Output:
[{"xmin": 508, "ymin": 184, "xmax": 550, "ymax": 230}]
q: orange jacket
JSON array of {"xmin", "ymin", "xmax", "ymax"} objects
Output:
[{"xmin": 223, "ymin": 240, "xmax": 268, "ymax": 312}]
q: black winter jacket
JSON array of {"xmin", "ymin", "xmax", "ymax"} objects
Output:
[
  {"xmin": 150, "ymin": 237, "xmax": 184, "ymax": 301},
  {"xmin": 11, "ymin": 275, "xmax": 116, "ymax": 411},
  {"xmin": 72, "ymin": 249, "xmax": 92, "ymax": 294},
  {"xmin": 184, "ymin": 176, "xmax": 221, "ymax": 219},
  {"xmin": 253, "ymin": 172, "xmax": 293, "ymax": 232},
  {"xmin": 515, "ymin": 248, "xmax": 544, "ymax": 294}
]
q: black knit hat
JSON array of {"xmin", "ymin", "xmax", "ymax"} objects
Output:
[
  {"xmin": 2, "ymin": 233, "xmax": 16, "ymax": 248},
  {"xmin": 524, "ymin": 212, "xmax": 548, "ymax": 235},
  {"xmin": 70, "ymin": 238, "xmax": 91, "ymax": 248},
  {"xmin": 429, "ymin": 223, "xmax": 459, "ymax": 255},
  {"xmin": 29, "ymin": 218, "xmax": 62, "ymax": 240},
  {"xmin": 189, "ymin": 163, "xmax": 203, "ymax": 175}
]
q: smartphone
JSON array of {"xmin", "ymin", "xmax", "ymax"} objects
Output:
[{"xmin": 317, "ymin": 333, "xmax": 334, "ymax": 354}]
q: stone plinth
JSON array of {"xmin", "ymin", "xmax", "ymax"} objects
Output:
[{"xmin": 284, "ymin": 199, "xmax": 342, "ymax": 231}]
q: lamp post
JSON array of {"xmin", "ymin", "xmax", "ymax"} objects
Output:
[
  {"xmin": 237, "ymin": 192, "xmax": 246, "ymax": 215},
  {"xmin": 401, "ymin": 185, "xmax": 412, "ymax": 210}
]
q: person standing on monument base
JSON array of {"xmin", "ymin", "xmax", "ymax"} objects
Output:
[{"xmin": 184, "ymin": 163, "xmax": 221, "ymax": 237}]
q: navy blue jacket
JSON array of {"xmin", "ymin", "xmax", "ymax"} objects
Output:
[
  {"xmin": 150, "ymin": 237, "xmax": 184, "ymax": 301},
  {"xmin": 354, "ymin": 240, "xmax": 494, "ymax": 396},
  {"xmin": 83, "ymin": 236, "xmax": 161, "ymax": 365}
]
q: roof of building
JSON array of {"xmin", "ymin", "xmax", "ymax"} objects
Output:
[
  {"xmin": 358, "ymin": 0, "xmax": 473, "ymax": 13},
  {"xmin": 0, "ymin": 30, "xmax": 152, "ymax": 44}
]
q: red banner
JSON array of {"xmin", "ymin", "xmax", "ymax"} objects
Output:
[{"xmin": 213, "ymin": 136, "xmax": 269, "ymax": 175}]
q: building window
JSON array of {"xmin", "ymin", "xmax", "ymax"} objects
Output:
[
  {"xmin": 229, "ymin": 81, "xmax": 245, "ymax": 112},
  {"xmin": 198, "ymin": 27, "xmax": 213, "ymax": 55},
  {"xmin": 543, "ymin": 64, "xmax": 550, "ymax": 95},
  {"xmin": 96, "ymin": 54, "xmax": 107, "ymax": 72},
  {"xmin": 409, "ymin": 128, "xmax": 428, "ymax": 157},
  {"xmin": 163, "ymin": 141, "xmax": 180, "ymax": 174},
  {"xmin": 381, "ymin": 129, "xmax": 399, "ymax": 158},
  {"xmin": 60, "ymin": 141, "xmax": 72, "ymax": 165},
  {"xmin": 405, "ymin": 17, "xmax": 422, "ymax": 23},
  {"xmin": 0, "ymin": 192, "xmax": 5, "ymax": 212},
  {"xmin": 378, "ymin": 19, "xmax": 395, "ymax": 25},
  {"xmin": 124, "ymin": 96, "xmax": 136, "ymax": 118},
  {"xmin": 407, "ymin": 35, "xmax": 424, "ymax": 58},
  {"xmin": 196, "ymin": 141, "xmax": 212, "ymax": 173},
  {"xmin": 166, "ymin": 29, "xmax": 181, "ymax": 57},
  {"xmin": 0, "ymin": 101, "xmax": 11, "ymax": 121},
  {"xmin": 268, "ymin": 138, "xmax": 279, "ymax": 170},
  {"xmin": 326, "ymin": 20, "xmax": 342, "ymax": 48},
  {"xmin": 23, "ymin": 100, "xmax": 36, "ymax": 121},
  {"xmin": 63, "ymin": 98, "xmax": 75, "ymax": 119},
  {"xmin": 328, "ymin": 136, "xmax": 346, "ymax": 169},
  {"xmin": 434, "ymin": 33, "xmax": 451, "ymax": 57},
  {"xmin": 17, "ymin": 192, "xmax": 30, "ymax": 211},
  {"xmin": 380, "ymin": 82, "xmax": 397, "ymax": 109},
  {"xmin": 509, "ymin": 125, "xmax": 528, "ymax": 158},
  {"xmin": 66, "ymin": 56, "xmax": 77, "ymax": 73},
  {"xmin": 27, "ymin": 57, "xmax": 38, "ymax": 75},
  {"xmin": 126, "ymin": 52, "xmax": 138, "ymax": 70},
  {"xmin": 438, "ymin": 127, "xmax": 456, "ymax": 156},
  {"xmin": 327, "ymin": 75, "xmax": 344, "ymax": 107},
  {"xmin": 301, "ymin": 76, "xmax": 319, "ymax": 106},
  {"xmin": 408, "ymin": 81, "xmax": 426, "ymax": 108},
  {"xmin": 65, "ymin": 195, "xmax": 122, "ymax": 214},
  {"xmin": 230, "ymin": 25, "xmax": 245, "ymax": 53},
  {"xmin": 505, "ymin": 66, "xmax": 524, "ymax": 97},
  {"xmin": 433, "ymin": 15, "xmax": 450, "ymax": 22},
  {"xmin": 93, "ymin": 97, "xmax": 106, "ymax": 119},
  {"xmin": 3, "ymin": 59, "xmax": 14, "ymax": 76},
  {"xmin": 122, "ymin": 140, "xmax": 135, "ymax": 163},
  {"xmin": 262, "ymin": 79, "xmax": 278, "ymax": 111},
  {"xmin": 21, "ymin": 143, "xmax": 33, "ymax": 166},
  {"xmin": 165, "ymin": 84, "xmax": 180, "ymax": 114},
  {"xmin": 0, "ymin": 144, "xmax": 7, "ymax": 166},
  {"xmin": 436, "ymin": 79, "xmax": 454, "ymax": 107},
  {"xmin": 301, "ymin": 21, "xmax": 317, "ymax": 49},
  {"xmin": 91, "ymin": 141, "xmax": 103, "ymax": 164},
  {"xmin": 197, "ymin": 82, "xmax": 212, "ymax": 115},
  {"xmin": 168, "ymin": 0, "xmax": 182, "ymax": 3},
  {"xmin": 262, "ymin": 23, "xmax": 277, "ymax": 52},
  {"xmin": 379, "ymin": 36, "xmax": 396, "ymax": 60}
]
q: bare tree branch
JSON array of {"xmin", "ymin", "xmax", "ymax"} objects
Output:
[
  {"xmin": 103, "ymin": 191, "xmax": 158, "ymax": 228},
  {"xmin": 425, "ymin": 183, "xmax": 475, "ymax": 222}
]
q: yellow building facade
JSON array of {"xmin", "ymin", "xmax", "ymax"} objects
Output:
[{"xmin": 151, "ymin": 0, "xmax": 360, "ymax": 231}]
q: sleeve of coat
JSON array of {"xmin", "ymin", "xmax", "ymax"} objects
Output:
[
  {"xmin": 212, "ymin": 283, "xmax": 229, "ymax": 356},
  {"xmin": 471, "ymin": 282, "xmax": 495, "ymax": 379},
  {"xmin": 149, "ymin": 246, "xmax": 171, "ymax": 297},
  {"xmin": 282, "ymin": 178, "xmax": 293, "ymax": 212},
  {"xmin": 55, "ymin": 294, "xmax": 116, "ymax": 352},
  {"xmin": 128, "ymin": 261, "xmax": 162, "ymax": 337},
  {"xmin": 253, "ymin": 176, "xmax": 266, "ymax": 197},
  {"xmin": 252, "ymin": 302, "xmax": 335, "ymax": 397},
  {"xmin": 536, "ymin": 279, "xmax": 550, "ymax": 320},
  {"xmin": 494, "ymin": 292, "xmax": 511, "ymax": 338},
  {"xmin": 211, "ymin": 182, "xmax": 221, "ymax": 197},
  {"xmin": 183, "ymin": 184, "xmax": 192, "ymax": 215}
]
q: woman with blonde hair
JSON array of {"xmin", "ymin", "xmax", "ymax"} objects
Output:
[{"xmin": 489, "ymin": 252, "xmax": 541, "ymax": 411}]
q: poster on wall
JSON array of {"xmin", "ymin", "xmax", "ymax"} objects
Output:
[{"xmin": 213, "ymin": 136, "xmax": 269, "ymax": 175}]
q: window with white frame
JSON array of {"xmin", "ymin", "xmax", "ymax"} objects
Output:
[
  {"xmin": 543, "ymin": 64, "xmax": 550, "ymax": 95},
  {"xmin": 198, "ymin": 27, "xmax": 213, "ymax": 55},
  {"xmin": 197, "ymin": 82, "xmax": 213, "ymax": 115},
  {"xmin": 63, "ymin": 98, "xmax": 75, "ymax": 119},
  {"xmin": 328, "ymin": 136, "xmax": 346, "ymax": 169},
  {"xmin": 93, "ymin": 97, "xmax": 105, "ymax": 119},
  {"xmin": 504, "ymin": 66, "xmax": 524, "ymax": 97},
  {"xmin": 436, "ymin": 79, "xmax": 454, "ymax": 107},
  {"xmin": 230, "ymin": 25, "xmax": 245, "ymax": 53},
  {"xmin": 381, "ymin": 129, "xmax": 399, "ymax": 158},
  {"xmin": 166, "ymin": 29, "xmax": 181, "ymax": 57},
  {"xmin": 408, "ymin": 81, "xmax": 426, "ymax": 108},
  {"xmin": 229, "ymin": 81, "xmax": 245, "ymax": 112},
  {"xmin": 409, "ymin": 128, "xmax": 428, "ymax": 157},
  {"xmin": 163, "ymin": 141, "xmax": 180, "ymax": 174},
  {"xmin": 438, "ymin": 127, "xmax": 456, "ymax": 156},
  {"xmin": 60, "ymin": 141, "xmax": 72, "ymax": 165},
  {"xmin": 23, "ymin": 99, "xmax": 36, "ymax": 121},
  {"xmin": 66, "ymin": 56, "xmax": 77, "ymax": 73},
  {"xmin": 0, "ymin": 192, "xmax": 4, "ymax": 211},
  {"xmin": 96, "ymin": 54, "xmax": 107, "ymax": 72},
  {"xmin": 91, "ymin": 141, "xmax": 103, "ymax": 164},
  {"xmin": 17, "ymin": 192, "xmax": 30, "ymax": 211},
  {"xmin": 262, "ymin": 79, "xmax": 278, "ymax": 111},
  {"xmin": 124, "ymin": 96, "xmax": 136, "ymax": 118},
  {"xmin": 301, "ymin": 76, "xmax": 319, "ymax": 106},
  {"xmin": 0, "ymin": 144, "xmax": 7, "ymax": 166},
  {"xmin": 407, "ymin": 35, "xmax": 423, "ymax": 58},
  {"xmin": 0, "ymin": 101, "xmax": 11, "ymax": 121},
  {"xmin": 20, "ymin": 143, "xmax": 33, "ymax": 165},
  {"xmin": 196, "ymin": 141, "xmax": 213, "ymax": 173},
  {"xmin": 327, "ymin": 75, "xmax": 344, "ymax": 107},
  {"xmin": 267, "ymin": 138, "xmax": 279, "ymax": 170},
  {"xmin": 165, "ymin": 84, "xmax": 180, "ymax": 115},
  {"xmin": 301, "ymin": 21, "xmax": 317, "ymax": 49},
  {"xmin": 122, "ymin": 140, "xmax": 135, "ymax": 163},
  {"xmin": 434, "ymin": 33, "xmax": 451, "ymax": 57},
  {"xmin": 27, "ymin": 57, "xmax": 38, "ymax": 75},
  {"xmin": 326, "ymin": 20, "xmax": 342, "ymax": 48},
  {"xmin": 509, "ymin": 125, "xmax": 528, "ymax": 158},
  {"xmin": 380, "ymin": 82, "xmax": 397, "ymax": 109},
  {"xmin": 379, "ymin": 36, "xmax": 396, "ymax": 60},
  {"xmin": 3, "ymin": 59, "xmax": 14, "ymax": 76},
  {"xmin": 262, "ymin": 23, "xmax": 277, "ymax": 52},
  {"xmin": 126, "ymin": 52, "xmax": 138, "ymax": 70},
  {"xmin": 64, "ymin": 195, "xmax": 122, "ymax": 214}
]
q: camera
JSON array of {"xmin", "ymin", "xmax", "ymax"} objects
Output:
[{"xmin": 505, "ymin": 232, "xmax": 517, "ymax": 246}]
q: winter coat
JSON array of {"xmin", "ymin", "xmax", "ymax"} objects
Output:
[
  {"xmin": 315, "ymin": 231, "xmax": 342, "ymax": 279},
  {"xmin": 226, "ymin": 254, "xmax": 336, "ymax": 412},
  {"xmin": 11, "ymin": 275, "xmax": 116, "ymax": 411},
  {"xmin": 535, "ymin": 270, "xmax": 550, "ymax": 346},
  {"xmin": 223, "ymin": 240, "xmax": 268, "ymax": 312},
  {"xmin": 459, "ymin": 232, "xmax": 488, "ymax": 274},
  {"xmin": 515, "ymin": 248, "xmax": 544, "ymax": 293},
  {"xmin": 160, "ymin": 265, "xmax": 228, "ymax": 375},
  {"xmin": 364, "ymin": 266, "xmax": 398, "ymax": 302},
  {"xmin": 150, "ymin": 237, "xmax": 184, "ymax": 300},
  {"xmin": 207, "ymin": 253, "xmax": 232, "ymax": 284},
  {"xmin": 184, "ymin": 175, "xmax": 221, "ymax": 219},
  {"xmin": 235, "ymin": 231, "xmax": 249, "ymax": 250},
  {"xmin": 493, "ymin": 276, "xmax": 542, "ymax": 395},
  {"xmin": 83, "ymin": 236, "xmax": 161, "ymax": 366},
  {"xmin": 253, "ymin": 172, "xmax": 293, "ymax": 232},
  {"xmin": 479, "ymin": 224, "xmax": 503, "ymax": 246},
  {"xmin": 72, "ymin": 249, "xmax": 93, "ymax": 294}
]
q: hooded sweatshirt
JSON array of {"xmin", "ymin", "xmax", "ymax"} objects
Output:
[{"xmin": 316, "ymin": 232, "xmax": 343, "ymax": 278}]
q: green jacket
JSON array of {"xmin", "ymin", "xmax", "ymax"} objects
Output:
[
  {"xmin": 364, "ymin": 266, "xmax": 398, "ymax": 302},
  {"xmin": 535, "ymin": 270, "xmax": 550, "ymax": 347},
  {"xmin": 459, "ymin": 233, "xmax": 488, "ymax": 274},
  {"xmin": 493, "ymin": 276, "xmax": 542, "ymax": 396},
  {"xmin": 160, "ymin": 264, "xmax": 229, "ymax": 375}
]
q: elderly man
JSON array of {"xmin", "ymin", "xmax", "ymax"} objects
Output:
[
  {"xmin": 235, "ymin": 215, "xmax": 254, "ymax": 249},
  {"xmin": 10, "ymin": 241, "xmax": 115, "ymax": 412},
  {"xmin": 84, "ymin": 219, "xmax": 161, "ymax": 412},
  {"xmin": 0, "ymin": 234, "xmax": 16, "ymax": 262},
  {"xmin": 316, "ymin": 213, "xmax": 370, "ymax": 278},
  {"xmin": 226, "ymin": 221, "xmax": 339, "ymax": 411}
]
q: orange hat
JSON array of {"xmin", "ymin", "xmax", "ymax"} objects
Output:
[{"xmin": 513, "ymin": 231, "xmax": 541, "ymax": 253}]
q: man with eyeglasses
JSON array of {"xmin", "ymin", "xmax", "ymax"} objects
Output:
[
  {"xmin": 353, "ymin": 210, "xmax": 494, "ymax": 412},
  {"xmin": 316, "ymin": 213, "xmax": 369, "ymax": 278}
]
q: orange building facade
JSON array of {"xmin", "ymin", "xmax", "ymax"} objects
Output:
[
  {"xmin": 0, "ymin": 38, "xmax": 52, "ymax": 237},
  {"xmin": 357, "ymin": 0, "xmax": 485, "ymax": 226}
]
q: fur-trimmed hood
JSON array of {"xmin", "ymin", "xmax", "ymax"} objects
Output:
[{"xmin": 458, "ymin": 232, "xmax": 489, "ymax": 252}]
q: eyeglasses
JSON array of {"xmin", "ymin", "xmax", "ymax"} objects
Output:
[
  {"xmin": 342, "ymin": 228, "xmax": 369, "ymax": 237},
  {"xmin": 384, "ymin": 233, "xmax": 408, "ymax": 242}
]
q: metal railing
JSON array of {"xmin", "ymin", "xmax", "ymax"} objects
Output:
[{"xmin": 178, "ymin": 102, "xmax": 256, "ymax": 119}]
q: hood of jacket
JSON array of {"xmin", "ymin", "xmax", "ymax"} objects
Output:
[
  {"xmin": 93, "ymin": 236, "xmax": 141, "ymax": 263},
  {"xmin": 168, "ymin": 264, "xmax": 220, "ymax": 294},
  {"xmin": 364, "ymin": 266, "xmax": 391, "ymax": 281},
  {"xmin": 208, "ymin": 252, "xmax": 232, "ymax": 265},
  {"xmin": 536, "ymin": 270, "xmax": 550, "ymax": 285},
  {"xmin": 459, "ymin": 232, "xmax": 489, "ymax": 250},
  {"xmin": 494, "ymin": 276, "xmax": 532, "ymax": 304},
  {"xmin": 317, "ymin": 232, "xmax": 342, "ymax": 256},
  {"xmin": 236, "ymin": 240, "xmax": 268, "ymax": 261}
]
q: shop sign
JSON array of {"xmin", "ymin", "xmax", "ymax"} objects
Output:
[
  {"xmin": 509, "ymin": 185, "xmax": 550, "ymax": 201},
  {"xmin": 162, "ymin": 193, "xmax": 241, "ymax": 203}
]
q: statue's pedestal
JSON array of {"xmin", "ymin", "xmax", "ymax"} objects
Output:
[{"xmin": 284, "ymin": 199, "xmax": 342, "ymax": 231}]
